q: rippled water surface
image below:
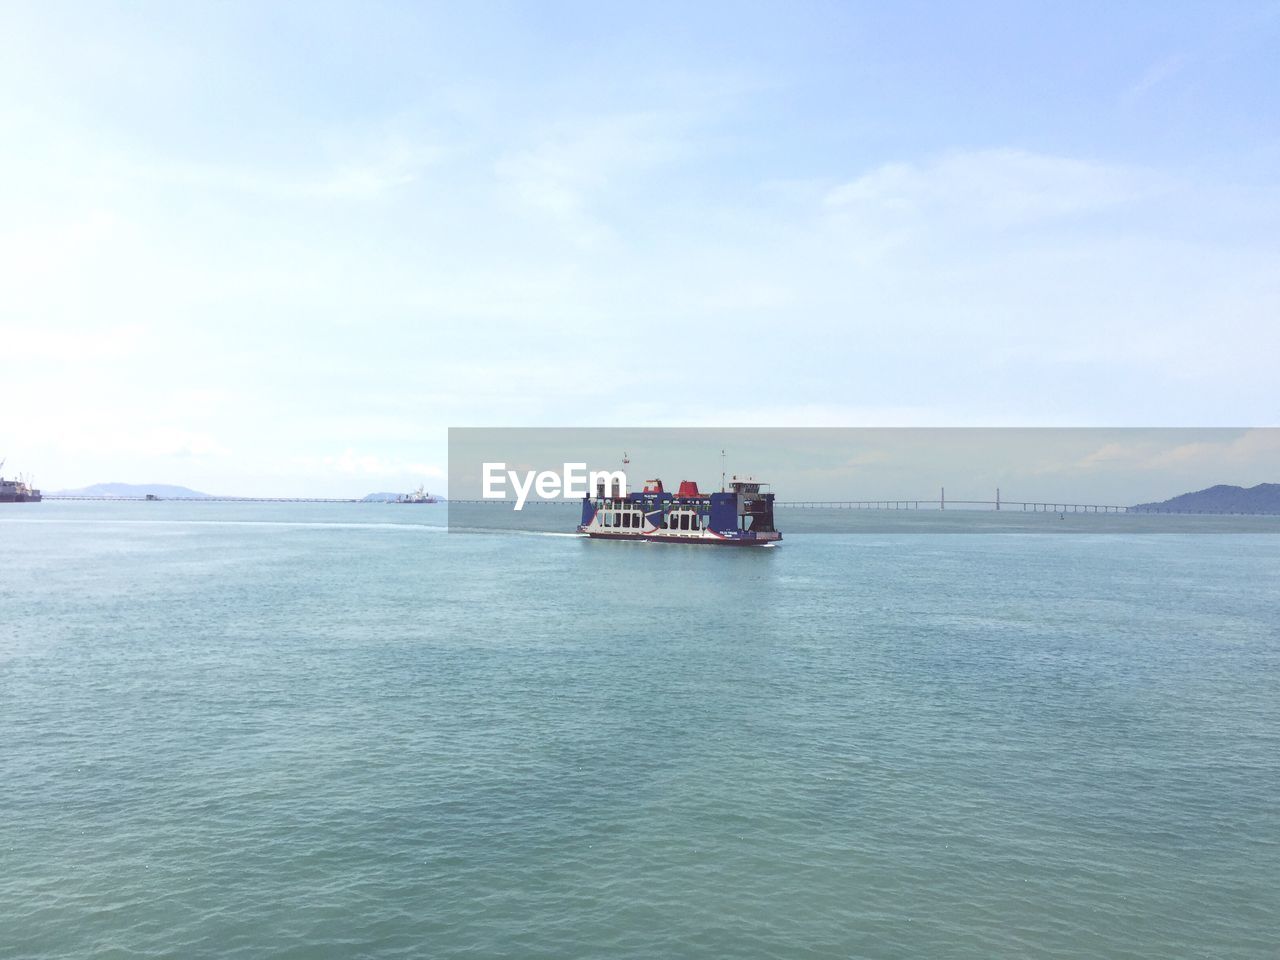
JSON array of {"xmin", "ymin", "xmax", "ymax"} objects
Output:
[{"xmin": 3, "ymin": 502, "xmax": 1278, "ymax": 958}]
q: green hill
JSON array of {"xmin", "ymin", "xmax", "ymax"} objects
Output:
[
  {"xmin": 1132, "ymin": 483, "xmax": 1280, "ymax": 514},
  {"xmin": 52, "ymin": 482, "xmax": 213, "ymax": 499}
]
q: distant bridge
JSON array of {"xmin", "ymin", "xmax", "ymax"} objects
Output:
[
  {"xmin": 447, "ymin": 498, "xmax": 1131, "ymax": 512},
  {"xmin": 33, "ymin": 496, "xmax": 1275, "ymax": 515},
  {"xmin": 779, "ymin": 500, "xmax": 1130, "ymax": 513},
  {"xmin": 42, "ymin": 495, "xmax": 365, "ymax": 503}
]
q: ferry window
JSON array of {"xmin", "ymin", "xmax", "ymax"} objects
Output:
[{"xmin": 680, "ymin": 513, "xmax": 690, "ymax": 531}]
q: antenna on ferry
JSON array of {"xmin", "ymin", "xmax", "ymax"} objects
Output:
[{"xmin": 720, "ymin": 449, "xmax": 726, "ymax": 492}]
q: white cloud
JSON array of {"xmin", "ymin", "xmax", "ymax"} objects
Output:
[
  {"xmin": 293, "ymin": 449, "xmax": 444, "ymax": 479},
  {"xmin": 1075, "ymin": 430, "xmax": 1280, "ymax": 473},
  {"xmin": 1123, "ymin": 54, "xmax": 1188, "ymax": 104},
  {"xmin": 134, "ymin": 136, "xmax": 442, "ymax": 201},
  {"xmin": 493, "ymin": 111, "xmax": 688, "ymax": 244},
  {"xmin": 824, "ymin": 148, "xmax": 1163, "ymax": 230},
  {"xmin": 37, "ymin": 422, "xmax": 230, "ymax": 461}
]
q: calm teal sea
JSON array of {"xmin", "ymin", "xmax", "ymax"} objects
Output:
[{"xmin": 2, "ymin": 503, "xmax": 1278, "ymax": 959}]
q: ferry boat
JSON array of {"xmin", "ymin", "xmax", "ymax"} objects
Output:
[{"xmin": 578, "ymin": 475, "xmax": 781, "ymax": 546}]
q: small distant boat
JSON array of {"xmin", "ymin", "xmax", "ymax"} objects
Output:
[
  {"xmin": 396, "ymin": 485, "xmax": 439, "ymax": 504},
  {"xmin": 0, "ymin": 460, "xmax": 41, "ymax": 503}
]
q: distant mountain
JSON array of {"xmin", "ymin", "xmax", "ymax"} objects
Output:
[
  {"xmin": 1131, "ymin": 483, "xmax": 1280, "ymax": 514},
  {"xmin": 53, "ymin": 482, "xmax": 213, "ymax": 499}
]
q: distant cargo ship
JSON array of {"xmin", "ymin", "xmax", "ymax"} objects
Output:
[
  {"xmin": 578, "ymin": 475, "xmax": 781, "ymax": 546},
  {"xmin": 396, "ymin": 485, "xmax": 440, "ymax": 504},
  {"xmin": 0, "ymin": 462, "xmax": 41, "ymax": 503}
]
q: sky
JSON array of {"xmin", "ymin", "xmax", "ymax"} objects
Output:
[{"xmin": 1, "ymin": 2, "xmax": 1278, "ymax": 496}]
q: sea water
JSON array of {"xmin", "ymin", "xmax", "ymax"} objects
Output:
[{"xmin": 2, "ymin": 502, "xmax": 1277, "ymax": 958}]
